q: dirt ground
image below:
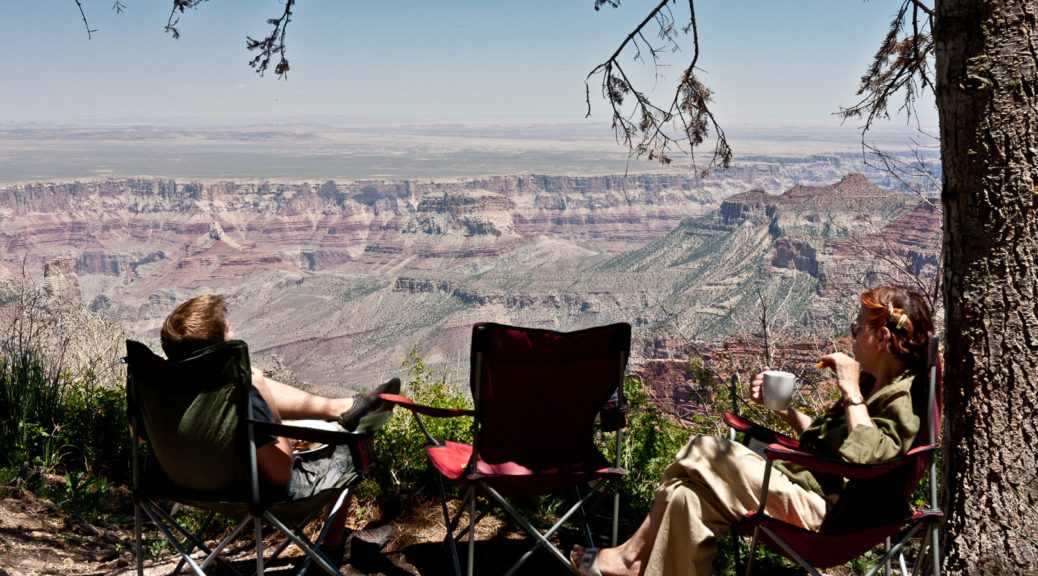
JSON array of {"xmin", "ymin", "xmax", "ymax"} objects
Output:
[{"xmin": 0, "ymin": 482, "xmax": 579, "ymax": 576}]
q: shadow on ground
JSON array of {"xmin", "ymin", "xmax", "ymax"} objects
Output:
[{"xmin": 389, "ymin": 538, "xmax": 575, "ymax": 576}]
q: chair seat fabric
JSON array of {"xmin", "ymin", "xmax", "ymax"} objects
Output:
[
  {"xmin": 426, "ymin": 441, "xmax": 624, "ymax": 497},
  {"xmin": 734, "ymin": 509, "xmax": 944, "ymax": 568}
]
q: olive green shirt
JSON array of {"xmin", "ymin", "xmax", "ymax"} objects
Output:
[{"xmin": 775, "ymin": 370, "xmax": 922, "ymax": 499}]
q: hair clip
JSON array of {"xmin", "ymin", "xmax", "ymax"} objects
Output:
[
  {"xmin": 888, "ymin": 302, "xmax": 895, "ymax": 317},
  {"xmin": 896, "ymin": 314, "xmax": 908, "ymax": 330}
]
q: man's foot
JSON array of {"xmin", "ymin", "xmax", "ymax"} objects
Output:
[{"xmin": 338, "ymin": 378, "xmax": 401, "ymax": 430}]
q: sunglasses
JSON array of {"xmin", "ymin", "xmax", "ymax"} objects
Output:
[{"xmin": 851, "ymin": 320, "xmax": 862, "ymax": 337}]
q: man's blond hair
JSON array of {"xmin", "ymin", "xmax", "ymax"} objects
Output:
[{"xmin": 160, "ymin": 294, "xmax": 228, "ymax": 360}]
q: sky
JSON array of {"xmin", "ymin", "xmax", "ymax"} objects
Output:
[{"xmin": 3, "ymin": 0, "xmax": 938, "ymax": 128}]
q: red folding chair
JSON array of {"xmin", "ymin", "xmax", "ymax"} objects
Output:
[
  {"xmin": 382, "ymin": 322, "xmax": 631, "ymax": 576},
  {"xmin": 725, "ymin": 334, "xmax": 943, "ymax": 576}
]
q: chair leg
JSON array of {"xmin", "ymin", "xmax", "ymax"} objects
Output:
[
  {"xmin": 930, "ymin": 523, "xmax": 941, "ymax": 576},
  {"xmin": 134, "ymin": 502, "xmax": 145, "ymax": 576},
  {"xmin": 172, "ymin": 510, "xmax": 218, "ymax": 576},
  {"xmin": 482, "ymin": 483, "xmax": 593, "ymax": 572},
  {"xmin": 910, "ymin": 522, "xmax": 941, "ymax": 576},
  {"xmin": 436, "ymin": 474, "xmax": 464, "ymax": 576},
  {"xmin": 744, "ymin": 526, "xmax": 760, "ymax": 576},
  {"xmin": 754, "ymin": 525, "xmax": 825, "ymax": 576},
  {"xmin": 886, "ymin": 536, "xmax": 893, "ymax": 576},
  {"xmin": 138, "ymin": 501, "xmax": 211, "ymax": 576},
  {"xmin": 255, "ymin": 515, "xmax": 265, "ymax": 576},
  {"xmin": 468, "ymin": 487, "xmax": 477, "ymax": 576},
  {"xmin": 263, "ymin": 511, "xmax": 342, "ymax": 576}
]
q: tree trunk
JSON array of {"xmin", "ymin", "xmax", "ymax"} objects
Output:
[{"xmin": 936, "ymin": 0, "xmax": 1038, "ymax": 573}]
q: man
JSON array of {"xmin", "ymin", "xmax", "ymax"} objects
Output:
[{"xmin": 160, "ymin": 294, "xmax": 398, "ymax": 561}]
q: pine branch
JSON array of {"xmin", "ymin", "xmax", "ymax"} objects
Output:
[
  {"xmin": 588, "ymin": 0, "xmax": 730, "ymax": 171},
  {"xmin": 246, "ymin": 0, "xmax": 296, "ymax": 79}
]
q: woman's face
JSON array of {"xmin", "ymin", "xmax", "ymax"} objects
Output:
[{"xmin": 851, "ymin": 305, "xmax": 885, "ymax": 371}]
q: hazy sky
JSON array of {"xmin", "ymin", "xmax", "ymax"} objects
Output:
[{"xmin": 4, "ymin": 1, "xmax": 937, "ymax": 128}]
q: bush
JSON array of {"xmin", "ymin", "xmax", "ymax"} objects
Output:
[
  {"xmin": 604, "ymin": 375, "xmax": 692, "ymax": 515},
  {"xmin": 61, "ymin": 380, "xmax": 129, "ymax": 483},
  {"xmin": 0, "ymin": 343, "xmax": 128, "ymax": 477},
  {"xmin": 0, "ymin": 348, "xmax": 69, "ymax": 469},
  {"xmin": 357, "ymin": 345, "xmax": 473, "ymax": 502},
  {"xmin": 0, "ymin": 272, "xmax": 129, "ymax": 486}
]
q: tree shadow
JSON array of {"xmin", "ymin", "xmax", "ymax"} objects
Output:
[{"xmin": 394, "ymin": 538, "xmax": 574, "ymax": 576}]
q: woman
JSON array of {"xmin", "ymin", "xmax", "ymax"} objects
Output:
[{"xmin": 571, "ymin": 283, "xmax": 933, "ymax": 576}]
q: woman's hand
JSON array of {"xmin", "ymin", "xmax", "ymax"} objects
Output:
[
  {"xmin": 818, "ymin": 352, "xmax": 862, "ymax": 400},
  {"xmin": 748, "ymin": 367, "xmax": 813, "ymax": 435},
  {"xmin": 748, "ymin": 368, "xmax": 768, "ymax": 407}
]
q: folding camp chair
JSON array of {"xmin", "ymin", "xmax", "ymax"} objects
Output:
[
  {"xmin": 382, "ymin": 322, "xmax": 631, "ymax": 576},
  {"xmin": 725, "ymin": 334, "xmax": 943, "ymax": 576},
  {"xmin": 125, "ymin": 339, "xmax": 383, "ymax": 576}
]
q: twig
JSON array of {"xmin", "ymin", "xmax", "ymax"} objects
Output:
[{"xmin": 73, "ymin": 0, "xmax": 97, "ymax": 39}]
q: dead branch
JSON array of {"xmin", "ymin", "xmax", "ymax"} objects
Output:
[
  {"xmin": 588, "ymin": 0, "xmax": 731, "ymax": 172},
  {"xmin": 245, "ymin": 0, "xmax": 296, "ymax": 78},
  {"xmin": 838, "ymin": 0, "xmax": 935, "ymax": 131},
  {"xmin": 164, "ymin": 0, "xmax": 207, "ymax": 40},
  {"xmin": 862, "ymin": 131, "xmax": 941, "ymax": 207},
  {"xmin": 73, "ymin": 0, "xmax": 97, "ymax": 39}
]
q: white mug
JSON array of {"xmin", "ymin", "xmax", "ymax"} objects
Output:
[{"xmin": 762, "ymin": 370, "xmax": 796, "ymax": 411}]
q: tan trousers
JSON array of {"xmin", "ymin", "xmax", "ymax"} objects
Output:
[{"xmin": 644, "ymin": 436, "xmax": 829, "ymax": 576}]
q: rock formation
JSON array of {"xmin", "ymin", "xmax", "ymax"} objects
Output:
[{"xmin": 0, "ymin": 172, "xmax": 941, "ymax": 393}]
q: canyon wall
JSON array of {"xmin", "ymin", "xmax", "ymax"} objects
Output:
[{"xmin": 0, "ymin": 170, "xmax": 941, "ymax": 394}]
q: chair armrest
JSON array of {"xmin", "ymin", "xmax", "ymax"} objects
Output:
[
  {"xmin": 723, "ymin": 413, "xmax": 799, "ymax": 449},
  {"xmin": 762, "ymin": 443, "xmax": 940, "ymax": 480},
  {"xmin": 248, "ymin": 420, "xmax": 372, "ymax": 445},
  {"xmin": 380, "ymin": 393, "xmax": 476, "ymax": 418}
]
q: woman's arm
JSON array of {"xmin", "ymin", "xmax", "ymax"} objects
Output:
[
  {"xmin": 820, "ymin": 352, "xmax": 876, "ymax": 433},
  {"xmin": 776, "ymin": 405, "xmax": 814, "ymax": 435}
]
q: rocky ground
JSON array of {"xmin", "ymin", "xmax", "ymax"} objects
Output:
[{"xmin": 0, "ymin": 481, "xmax": 577, "ymax": 576}]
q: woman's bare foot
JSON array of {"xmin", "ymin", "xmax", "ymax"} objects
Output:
[{"xmin": 570, "ymin": 544, "xmax": 642, "ymax": 576}]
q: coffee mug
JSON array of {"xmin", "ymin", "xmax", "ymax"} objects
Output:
[{"xmin": 762, "ymin": 370, "xmax": 795, "ymax": 411}]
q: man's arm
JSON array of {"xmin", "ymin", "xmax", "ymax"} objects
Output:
[{"xmin": 252, "ymin": 368, "xmax": 294, "ymax": 486}]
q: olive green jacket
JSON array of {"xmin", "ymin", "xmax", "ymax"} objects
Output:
[{"xmin": 775, "ymin": 370, "xmax": 922, "ymax": 499}]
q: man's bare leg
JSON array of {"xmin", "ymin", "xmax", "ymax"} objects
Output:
[
  {"xmin": 321, "ymin": 490, "xmax": 354, "ymax": 556},
  {"xmin": 571, "ymin": 498, "xmax": 665, "ymax": 576},
  {"xmin": 256, "ymin": 370, "xmax": 352, "ymax": 421}
]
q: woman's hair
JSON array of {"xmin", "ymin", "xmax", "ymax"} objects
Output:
[
  {"xmin": 859, "ymin": 283, "xmax": 933, "ymax": 368},
  {"xmin": 160, "ymin": 294, "xmax": 229, "ymax": 360}
]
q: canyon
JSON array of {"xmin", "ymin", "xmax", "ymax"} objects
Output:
[{"xmin": 0, "ymin": 162, "xmax": 941, "ymax": 396}]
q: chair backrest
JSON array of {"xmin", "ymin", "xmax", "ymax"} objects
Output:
[
  {"xmin": 468, "ymin": 323, "xmax": 631, "ymax": 473},
  {"xmin": 126, "ymin": 339, "xmax": 254, "ymax": 495}
]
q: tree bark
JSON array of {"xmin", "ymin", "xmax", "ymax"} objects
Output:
[{"xmin": 937, "ymin": 0, "xmax": 1038, "ymax": 573}]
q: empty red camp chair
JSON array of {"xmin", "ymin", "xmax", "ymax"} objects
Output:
[
  {"xmin": 725, "ymin": 334, "xmax": 943, "ymax": 576},
  {"xmin": 382, "ymin": 322, "xmax": 631, "ymax": 576}
]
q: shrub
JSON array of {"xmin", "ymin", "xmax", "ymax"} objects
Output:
[
  {"xmin": 0, "ymin": 271, "xmax": 129, "ymax": 484},
  {"xmin": 61, "ymin": 380, "xmax": 129, "ymax": 483},
  {"xmin": 0, "ymin": 348, "xmax": 69, "ymax": 469},
  {"xmin": 603, "ymin": 375, "xmax": 692, "ymax": 515},
  {"xmin": 357, "ymin": 345, "xmax": 473, "ymax": 502}
]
